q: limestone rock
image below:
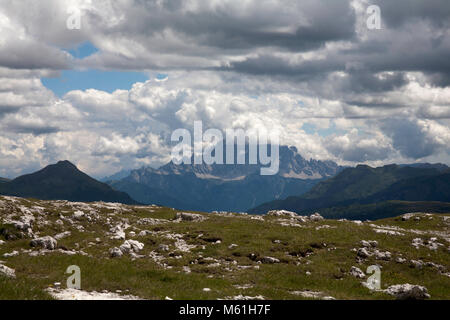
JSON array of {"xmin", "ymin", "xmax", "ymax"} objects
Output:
[
  {"xmin": 30, "ymin": 236, "xmax": 57, "ymax": 250},
  {"xmin": 0, "ymin": 264, "xmax": 16, "ymax": 278},
  {"xmin": 176, "ymin": 212, "xmax": 205, "ymax": 222},
  {"xmin": 309, "ymin": 212, "xmax": 324, "ymax": 221},
  {"xmin": 384, "ymin": 284, "xmax": 430, "ymax": 300},
  {"xmin": 350, "ymin": 266, "xmax": 366, "ymax": 279},
  {"xmin": 357, "ymin": 248, "xmax": 371, "ymax": 258},
  {"xmin": 266, "ymin": 210, "xmax": 298, "ymax": 218},
  {"xmin": 261, "ymin": 256, "xmax": 280, "ymax": 264}
]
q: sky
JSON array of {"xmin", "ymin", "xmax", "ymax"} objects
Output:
[{"xmin": 0, "ymin": 0, "xmax": 449, "ymax": 178}]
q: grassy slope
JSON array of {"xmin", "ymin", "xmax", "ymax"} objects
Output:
[
  {"xmin": 318, "ymin": 201, "xmax": 450, "ymax": 220},
  {"xmin": 0, "ymin": 196, "xmax": 449, "ymax": 300}
]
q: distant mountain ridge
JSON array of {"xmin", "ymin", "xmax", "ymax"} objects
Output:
[
  {"xmin": 250, "ymin": 163, "xmax": 450, "ymax": 219},
  {"xmin": 108, "ymin": 145, "xmax": 344, "ymax": 212},
  {"xmin": 139, "ymin": 146, "xmax": 341, "ymax": 181},
  {"xmin": 100, "ymin": 169, "xmax": 132, "ymax": 183},
  {"xmin": 0, "ymin": 161, "xmax": 138, "ymax": 204}
]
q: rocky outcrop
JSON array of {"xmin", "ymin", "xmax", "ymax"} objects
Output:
[
  {"xmin": 30, "ymin": 236, "xmax": 57, "ymax": 250},
  {"xmin": 54, "ymin": 231, "xmax": 71, "ymax": 240},
  {"xmin": 309, "ymin": 213, "xmax": 324, "ymax": 221},
  {"xmin": 266, "ymin": 210, "xmax": 298, "ymax": 218},
  {"xmin": 0, "ymin": 264, "xmax": 16, "ymax": 278},
  {"xmin": 384, "ymin": 284, "xmax": 430, "ymax": 300},
  {"xmin": 261, "ymin": 256, "xmax": 280, "ymax": 264},
  {"xmin": 175, "ymin": 212, "xmax": 205, "ymax": 222},
  {"xmin": 110, "ymin": 240, "xmax": 145, "ymax": 258},
  {"xmin": 350, "ymin": 266, "xmax": 366, "ymax": 279}
]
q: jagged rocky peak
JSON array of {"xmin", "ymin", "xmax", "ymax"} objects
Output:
[
  {"xmin": 278, "ymin": 146, "xmax": 341, "ymax": 179},
  {"xmin": 128, "ymin": 145, "xmax": 342, "ymax": 181}
]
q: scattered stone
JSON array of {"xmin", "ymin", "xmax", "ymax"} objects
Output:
[
  {"xmin": 412, "ymin": 237, "xmax": 443, "ymax": 250},
  {"xmin": 402, "ymin": 213, "xmax": 417, "ymax": 221},
  {"xmin": 261, "ymin": 256, "xmax": 280, "ymax": 264},
  {"xmin": 316, "ymin": 225, "xmax": 334, "ymax": 230},
  {"xmin": 138, "ymin": 230, "xmax": 152, "ymax": 237},
  {"xmin": 374, "ymin": 250, "xmax": 391, "ymax": 261},
  {"xmin": 425, "ymin": 262, "xmax": 446, "ymax": 272},
  {"xmin": 3, "ymin": 250, "xmax": 19, "ymax": 258},
  {"xmin": 373, "ymin": 228, "xmax": 404, "ymax": 236},
  {"xmin": 350, "ymin": 266, "xmax": 366, "ymax": 279},
  {"xmin": 109, "ymin": 247, "xmax": 123, "ymax": 258},
  {"xmin": 225, "ymin": 295, "xmax": 265, "ymax": 300},
  {"xmin": 158, "ymin": 244, "xmax": 170, "ymax": 252},
  {"xmin": 182, "ymin": 266, "xmax": 191, "ymax": 274},
  {"xmin": 266, "ymin": 210, "xmax": 298, "ymax": 218},
  {"xmin": 72, "ymin": 211, "xmax": 85, "ymax": 220},
  {"xmin": 360, "ymin": 240, "xmax": 370, "ymax": 247},
  {"xmin": 357, "ymin": 248, "xmax": 371, "ymax": 258},
  {"xmin": 384, "ymin": 284, "xmax": 430, "ymax": 300},
  {"xmin": 290, "ymin": 291, "xmax": 335, "ymax": 300},
  {"xmin": 396, "ymin": 257, "xmax": 407, "ymax": 264},
  {"xmin": 176, "ymin": 212, "xmax": 205, "ymax": 222},
  {"xmin": 47, "ymin": 288, "xmax": 141, "ymax": 300},
  {"xmin": 30, "ymin": 236, "xmax": 57, "ymax": 250},
  {"xmin": 119, "ymin": 240, "xmax": 144, "ymax": 255},
  {"xmin": 109, "ymin": 224, "xmax": 128, "ymax": 240},
  {"xmin": 233, "ymin": 284, "xmax": 253, "ymax": 289},
  {"xmin": 0, "ymin": 264, "xmax": 16, "ymax": 278},
  {"xmin": 410, "ymin": 260, "xmax": 424, "ymax": 269},
  {"xmin": 54, "ymin": 231, "xmax": 71, "ymax": 240},
  {"xmin": 309, "ymin": 212, "xmax": 324, "ymax": 221}
]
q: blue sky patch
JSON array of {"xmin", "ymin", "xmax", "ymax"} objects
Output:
[
  {"xmin": 42, "ymin": 70, "xmax": 148, "ymax": 97},
  {"xmin": 68, "ymin": 42, "xmax": 99, "ymax": 59},
  {"xmin": 42, "ymin": 42, "xmax": 148, "ymax": 96}
]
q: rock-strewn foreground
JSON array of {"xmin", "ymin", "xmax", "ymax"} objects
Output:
[{"xmin": 0, "ymin": 196, "xmax": 449, "ymax": 300}]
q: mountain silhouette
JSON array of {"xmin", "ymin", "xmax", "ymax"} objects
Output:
[{"xmin": 0, "ymin": 160, "xmax": 138, "ymax": 204}]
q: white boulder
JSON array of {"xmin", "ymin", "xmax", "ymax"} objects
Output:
[
  {"xmin": 350, "ymin": 266, "xmax": 366, "ymax": 279},
  {"xmin": 384, "ymin": 284, "xmax": 430, "ymax": 300},
  {"xmin": 30, "ymin": 236, "xmax": 57, "ymax": 250},
  {"xmin": 176, "ymin": 212, "xmax": 205, "ymax": 222},
  {"xmin": 309, "ymin": 213, "xmax": 324, "ymax": 221},
  {"xmin": 0, "ymin": 264, "xmax": 16, "ymax": 278},
  {"xmin": 266, "ymin": 210, "xmax": 298, "ymax": 218},
  {"xmin": 261, "ymin": 256, "xmax": 280, "ymax": 264},
  {"xmin": 54, "ymin": 231, "xmax": 71, "ymax": 240}
]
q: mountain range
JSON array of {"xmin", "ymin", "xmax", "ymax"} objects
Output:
[
  {"xmin": 250, "ymin": 163, "xmax": 450, "ymax": 220},
  {"xmin": 0, "ymin": 160, "xmax": 137, "ymax": 204},
  {"xmin": 0, "ymin": 152, "xmax": 449, "ymax": 221},
  {"xmin": 106, "ymin": 146, "xmax": 344, "ymax": 212}
]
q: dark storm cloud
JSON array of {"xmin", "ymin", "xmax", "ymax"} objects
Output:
[
  {"xmin": 123, "ymin": 0, "xmax": 356, "ymax": 51},
  {"xmin": 373, "ymin": 0, "xmax": 450, "ymax": 28},
  {"xmin": 5, "ymin": 123, "xmax": 60, "ymax": 136},
  {"xmin": 381, "ymin": 119, "xmax": 440, "ymax": 159}
]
